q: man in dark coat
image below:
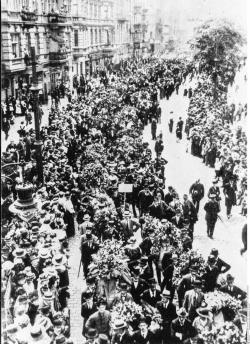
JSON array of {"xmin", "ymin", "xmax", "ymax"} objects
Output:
[
  {"xmin": 189, "ymin": 179, "xmax": 205, "ymax": 213},
  {"xmin": 140, "ymin": 278, "xmax": 161, "ymax": 308},
  {"xmin": 156, "ymin": 289, "xmax": 177, "ymax": 341},
  {"xmin": 204, "ymin": 194, "xmax": 220, "ymax": 238},
  {"xmin": 155, "ymin": 137, "xmax": 164, "ymax": 157},
  {"xmin": 151, "ymin": 118, "xmax": 157, "ymax": 140},
  {"xmin": 183, "ymin": 279, "xmax": 204, "ymax": 322},
  {"xmin": 182, "ymin": 194, "xmax": 198, "ymax": 239},
  {"xmin": 138, "ymin": 184, "xmax": 154, "ymax": 216},
  {"xmin": 132, "ymin": 317, "xmax": 158, "ymax": 344},
  {"xmin": 130, "ymin": 267, "xmax": 148, "ymax": 304},
  {"xmin": 220, "ymin": 274, "xmax": 247, "ymax": 301},
  {"xmin": 85, "ymin": 299, "xmax": 111, "ymax": 337},
  {"xmin": 81, "ymin": 291, "xmax": 98, "ymax": 336},
  {"xmin": 148, "ymin": 193, "xmax": 170, "ymax": 220},
  {"xmin": 120, "ymin": 210, "xmax": 140, "ymax": 242},
  {"xmin": 207, "ymin": 179, "xmax": 221, "ymax": 202},
  {"xmin": 168, "ymin": 118, "xmax": 174, "ymax": 133},
  {"xmin": 111, "ymin": 319, "xmax": 132, "ymax": 344},
  {"xmin": 170, "ymin": 308, "xmax": 195, "ymax": 343},
  {"xmin": 202, "ymin": 255, "xmax": 219, "ymax": 292},
  {"xmin": 171, "ymin": 208, "xmax": 185, "ymax": 229},
  {"xmin": 80, "ymin": 228, "xmax": 99, "ymax": 278},
  {"xmin": 224, "ymin": 179, "xmax": 237, "ymax": 218},
  {"xmin": 210, "ymin": 248, "xmax": 231, "ymax": 275}
]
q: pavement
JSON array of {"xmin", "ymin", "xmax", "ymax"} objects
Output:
[{"xmin": 143, "ymin": 80, "xmax": 247, "ymax": 291}]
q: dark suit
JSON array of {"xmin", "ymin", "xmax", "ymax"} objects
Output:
[
  {"xmin": 214, "ymin": 257, "xmax": 231, "ymax": 274},
  {"xmin": 220, "ymin": 284, "xmax": 247, "ymax": 300},
  {"xmin": 130, "ymin": 278, "xmax": 147, "ymax": 304},
  {"xmin": 120, "ymin": 218, "xmax": 140, "ymax": 241},
  {"xmin": 170, "ymin": 318, "xmax": 195, "ymax": 343},
  {"xmin": 224, "ymin": 185, "xmax": 237, "ymax": 216},
  {"xmin": 157, "ymin": 300, "xmax": 177, "ymax": 339},
  {"xmin": 149, "ymin": 200, "xmax": 169, "ymax": 220},
  {"xmin": 85, "ymin": 310, "xmax": 111, "ymax": 336},
  {"xmin": 132, "ymin": 330, "xmax": 157, "ymax": 344},
  {"xmin": 171, "ymin": 215, "xmax": 185, "ymax": 229},
  {"xmin": 111, "ymin": 330, "xmax": 132, "ymax": 344},
  {"xmin": 140, "ymin": 237, "xmax": 153, "ymax": 256},
  {"xmin": 140, "ymin": 288, "xmax": 161, "ymax": 307},
  {"xmin": 202, "ymin": 265, "xmax": 219, "ymax": 292},
  {"xmin": 81, "ymin": 301, "xmax": 98, "ymax": 335},
  {"xmin": 189, "ymin": 182, "xmax": 205, "ymax": 212},
  {"xmin": 161, "ymin": 263, "xmax": 175, "ymax": 299},
  {"xmin": 81, "ymin": 240, "xmax": 99, "ymax": 277}
]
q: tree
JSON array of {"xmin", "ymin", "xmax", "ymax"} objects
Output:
[{"xmin": 190, "ymin": 19, "xmax": 245, "ymax": 85}]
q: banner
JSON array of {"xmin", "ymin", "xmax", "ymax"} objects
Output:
[{"xmin": 118, "ymin": 183, "xmax": 133, "ymax": 193}]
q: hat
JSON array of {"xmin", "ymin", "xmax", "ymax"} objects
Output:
[
  {"xmin": 124, "ymin": 210, "xmax": 130, "ymax": 216},
  {"xmin": 128, "ymin": 237, "xmax": 136, "ymax": 244},
  {"xmin": 212, "ymin": 178, "xmax": 218, "ymax": 184},
  {"xmin": 149, "ymin": 278, "xmax": 157, "ymax": 285},
  {"xmin": 177, "ymin": 307, "xmax": 187, "ymax": 317},
  {"xmin": 119, "ymin": 282, "xmax": 128, "ymax": 290},
  {"xmin": 85, "ymin": 291, "xmax": 93, "ymax": 299},
  {"xmin": 192, "ymin": 279, "xmax": 202, "ymax": 287},
  {"xmin": 207, "ymin": 255, "xmax": 216, "ymax": 264},
  {"xmin": 6, "ymin": 324, "xmax": 19, "ymax": 334},
  {"xmin": 226, "ymin": 273, "xmax": 235, "ymax": 281},
  {"xmin": 162, "ymin": 289, "xmax": 171, "ymax": 298},
  {"xmin": 138, "ymin": 317, "xmax": 148, "ymax": 325},
  {"xmin": 189, "ymin": 264, "xmax": 199, "ymax": 272},
  {"xmin": 39, "ymin": 249, "xmax": 51, "ymax": 260},
  {"xmin": 210, "ymin": 248, "xmax": 219, "ymax": 256},
  {"xmin": 209, "ymin": 193, "xmax": 216, "ymax": 198},
  {"xmin": 140, "ymin": 256, "xmax": 148, "ymax": 265},
  {"xmin": 30, "ymin": 325, "xmax": 46, "ymax": 341},
  {"xmin": 85, "ymin": 328, "xmax": 99, "ymax": 339},
  {"xmin": 83, "ymin": 214, "xmax": 91, "ymax": 220},
  {"xmin": 53, "ymin": 253, "xmax": 63, "ymax": 265},
  {"xmin": 99, "ymin": 334, "xmax": 109, "ymax": 344},
  {"xmin": 26, "ymin": 271, "xmax": 35, "ymax": 280},
  {"xmin": 196, "ymin": 307, "xmax": 211, "ymax": 318},
  {"xmin": 55, "ymin": 335, "xmax": 67, "ymax": 344},
  {"xmin": 43, "ymin": 291, "xmax": 53, "ymax": 301},
  {"xmin": 13, "ymin": 248, "xmax": 26, "ymax": 258},
  {"xmin": 53, "ymin": 318, "xmax": 63, "ymax": 327},
  {"xmin": 98, "ymin": 298, "xmax": 107, "ymax": 307},
  {"xmin": 133, "ymin": 267, "xmax": 141, "ymax": 276},
  {"xmin": 113, "ymin": 319, "xmax": 127, "ymax": 330}
]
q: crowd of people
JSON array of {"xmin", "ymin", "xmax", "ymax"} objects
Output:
[{"xmin": 1, "ymin": 56, "xmax": 247, "ymax": 344}]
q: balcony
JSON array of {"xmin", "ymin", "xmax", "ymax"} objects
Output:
[
  {"xmin": 73, "ymin": 47, "xmax": 84, "ymax": 58},
  {"xmin": 48, "ymin": 13, "xmax": 68, "ymax": 25},
  {"xmin": 49, "ymin": 52, "xmax": 68, "ymax": 65},
  {"xmin": 117, "ymin": 14, "xmax": 128, "ymax": 22},
  {"xmin": 20, "ymin": 10, "xmax": 38, "ymax": 27},
  {"xmin": 2, "ymin": 58, "xmax": 26, "ymax": 73}
]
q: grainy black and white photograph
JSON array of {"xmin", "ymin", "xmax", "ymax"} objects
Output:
[{"xmin": 1, "ymin": 0, "xmax": 248, "ymax": 343}]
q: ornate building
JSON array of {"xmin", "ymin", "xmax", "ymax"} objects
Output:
[
  {"xmin": 1, "ymin": 0, "xmax": 157, "ymax": 100},
  {"xmin": 1, "ymin": 0, "xmax": 73, "ymax": 101}
]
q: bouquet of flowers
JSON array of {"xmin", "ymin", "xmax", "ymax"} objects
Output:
[
  {"xmin": 81, "ymin": 162, "xmax": 108, "ymax": 189},
  {"xmin": 89, "ymin": 240, "xmax": 131, "ymax": 281},
  {"xmin": 205, "ymin": 291, "xmax": 242, "ymax": 316},
  {"xmin": 110, "ymin": 301, "xmax": 143, "ymax": 329},
  {"xmin": 85, "ymin": 143, "xmax": 106, "ymax": 163},
  {"xmin": 197, "ymin": 322, "xmax": 246, "ymax": 344},
  {"xmin": 172, "ymin": 250, "xmax": 206, "ymax": 287}
]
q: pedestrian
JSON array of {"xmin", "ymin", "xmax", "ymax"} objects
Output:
[
  {"xmin": 151, "ymin": 118, "xmax": 157, "ymax": 140},
  {"xmin": 170, "ymin": 308, "xmax": 196, "ymax": 343},
  {"xmin": 2, "ymin": 117, "xmax": 10, "ymax": 140},
  {"xmin": 154, "ymin": 137, "xmax": 164, "ymax": 157},
  {"xmin": 189, "ymin": 179, "xmax": 205, "ymax": 213},
  {"xmin": 85, "ymin": 299, "xmax": 111, "ymax": 338},
  {"xmin": 168, "ymin": 118, "xmax": 174, "ymax": 133},
  {"xmin": 204, "ymin": 194, "xmax": 220, "ymax": 239},
  {"xmin": 80, "ymin": 227, "xmax": 99, "ymax": 278},
  {"xmin": 224, "ymin": 179, "xmax": 237, "ymax": 218},
  {"xmin": 240, "ymin": 223, "xmax": 247, "ymax": 255}
]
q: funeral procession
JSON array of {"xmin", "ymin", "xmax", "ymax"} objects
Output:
[{"xmin": 0, "ymin": 0, "xmax": 248, "ymax": 343}]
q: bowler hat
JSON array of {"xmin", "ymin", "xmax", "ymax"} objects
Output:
[
  {"xmin": 162, "ymin": 289, "xmax": 171, "ymax": 298},
  {"xmin": 85, "ymin": 328, "xmax": 99, "ymax": 339},
  {"xmin": 114, "ymin": 319, "xmax": 127, "ymax": 330}
]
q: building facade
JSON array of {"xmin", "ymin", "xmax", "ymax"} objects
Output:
[{"xmin": 1, "ymin": 0, "xmax": 156, "ymax": 101}]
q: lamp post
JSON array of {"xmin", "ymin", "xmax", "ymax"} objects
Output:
[{"xmin": 30, "ymin": 46, "xmax": 44, "ymax": 186}]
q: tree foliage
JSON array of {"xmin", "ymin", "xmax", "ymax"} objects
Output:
[{"xmin": 190, "ymin": 19, "xmax": 245, "ymax": 84}]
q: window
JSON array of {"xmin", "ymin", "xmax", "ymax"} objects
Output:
[
  {"xmin": 35, "ymin": 33, "xmax": 40, "ymax": 55},
  {"xmin": 90, "ymin": 29, "xmax": 93, "ymax": 45},
  {"xmin": 25, "ymin": 32, "xmax": 31, "ymax": 54},
  {"xmin": 99, "ymin": 29, "xmax": 102, "ymax": 43},
  {"xmin": 11, "ymin": 34, "xmax": 21, "ymax": 58},
  {"xmin": 74, "ymin": 30, "xmax": 78, "ymax": 47},
  {"xmin": 95, "ymin": 29, "xmax": 97, "ymax": 44},
  {"xmin": 66, "ymin": 32, "xmax": 71, "ymax": 50}
]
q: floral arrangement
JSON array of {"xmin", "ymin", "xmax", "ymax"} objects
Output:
[
  {"xmin": 85, "ymin": 143, "xmax": 106, "ymax": 163},
  {"xmin": 81, "ymin": 162, "xmax": 108, "ymax": 189},
  {"xmin": 172, "ymin": 250, "xmax": 206, "ymax": 287},
  {"xmin": 89, "ymin": 240, "xmax": 131, "ymax": 281},
  {"xmin": 205, "ymin": 291, "xmax": 242, "ymax": 315},
  {"xmin": 197, "ymin": 322, "xmax": 246, "ymax": 344},
  {"xmin": 110, "ymin": 301, "xmax": 143, "ymax": 328}
]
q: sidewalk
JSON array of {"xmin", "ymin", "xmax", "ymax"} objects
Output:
[{"xmin": 1, "ymin": 96, "xmax": 69, "ymax": 152}]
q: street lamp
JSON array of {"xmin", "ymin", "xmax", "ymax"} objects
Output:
[{"xmin": 30, "ymin": 46, "xmax": 44, "ymax": 186}]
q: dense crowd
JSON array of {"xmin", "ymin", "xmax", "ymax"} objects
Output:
[{"xmin": 1, "ymin": 56, "xmax": 247, "ymax": 344}]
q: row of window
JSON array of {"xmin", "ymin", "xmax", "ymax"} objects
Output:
[{"xmin": 74, "ymin": 28, "xmax": 109, "ymax": 47}]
